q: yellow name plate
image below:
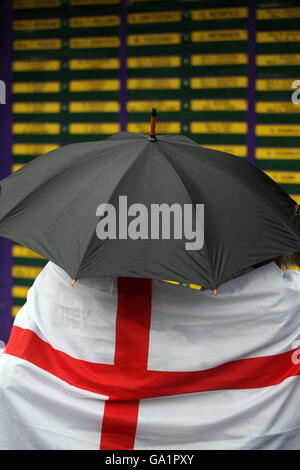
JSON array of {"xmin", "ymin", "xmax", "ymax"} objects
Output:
[
  {"xmin": 69, "ymin": 123, "xmax": 120, "ymax": 134},
  {"xmin": 12, "ymin": 164, "xmax": 25, "ymax": 173},
  {"xmin": 256, "ymin": 102, "xmax": 300, "ymax": 113},
  {"xmin": 127, "ymin": 56, "xmax": 181, "ymax": 68},
  {"xmin": 13, "ymin": 102, "xmax": 61, "ymax": 113},
  {"xmin": 290, "ymin": 194, "xmax": 300, "ymax": 204},
  {"xmin": 69, "ymin": 101, "xmax": 120, "ymax": 112},
  {"xmin": 12, "ymin": 306, "xmax": 21, "ymax": 318},
  {"xmin": 70, "ymin": 58, "xmax": 120, "ymax": 70},
  {"xmin": 192, "ymin": 30, "xmax": 247, "ymax": 42},
  {"xmin": 13, "ymin": 60, "xmax": 61, "ymax": 72},
  {"xmin": 127, "ymin": 122, "xmax": 181, "ymax": 133},
  {"xmin": 191, "ymin": 122, "xmax": 247, "ymax": 134},
  {"xmin": 13, "ymin": 0, "xmax": 61, "ymax": 8},
  {"xmin": 256, "ymin": 125, "xmax": 300, "ymax": 136},
  {"xmin": 127, "ymin": 100, "xmax": 181, "ymax": 112},
  {"xmin": 13, "ymin": 245, "xmax": 44, "ymax": 259},
  {"xmin": 13, "ymin": 19, "xmax": 61, "ymax": 30},
  {"xmin": 191, "ymin": 76, "xmax": 247, "ymax": 89},
  {"xmin": 70, "ymin": 0, "xmax": 119, "ymax": 4},
  {"xmin": 257, "ymin": 7, "xmax": 300, "ymax": 19},
  {"xmin": 257, "ymin": 54, "xmax": 300, "ymax": 66},
  {"xmin": 12, "ymin": 266, "xmax": 43, "ymax": 279},
  {"xmin": 12, "ymin": 286, "xmax": 30, "ymax": 299},
  {"xmin": 13, "ymin": 82, "xmax": 61, "ymax": 93},
  {"xmin": 128, "ymin": 33, "xmax": 181, "ymax": 46},
  {"xmin": 257, "ymin": 31, "xmax": 300, "ymax": 43},
  {"xmin": 188, "ymin": 283, "xmax": 202, "ymax": 290},
  {"xmin": 70, "ymin": 37, "xmax": 120, "ymax": 48},
  {"xmin": 191, "ymin": 99, "xmax": 247, "ymax": 111},
  {"xmin": 265, "ymin": 171, "xmax": 300, "ymax": 184},
  {"xmin": 69, "ymin": 79, "xmax": 120, "ymax": 91},
  {"xmin": 128, "ymin": 11, "xmax": 181, "ymax": 24},
  {"xmin": 13, "ymin": 123, "xmax": 61, "ymax": 134},
  {"xmin": 14, "ymin": 39, "xmax": 62, "ymax": 50},
  {"xmin": 256, "ymin": 148, "xmax": 300, "ymax": 160},
  {"xmin": 256, "ymin": 79, "xmax": 296, "ymax": 90},
  {"xmin": 191, "ymin": 53, "xmax": 247, "ymax": 66},
  {"xmin": 127, "ymin": 78, "xmax": 181, "ymax": 90},
  {"xmin": 70, "ymin": 16, "xmax": 120, "ymax": 28},
  {"xmin": 201, "ymin": 144, "xmax": 247, "ymax": 157},
  {"xmin": 12, "ymin": 143, "xmax": 59, "ymax": 155},
  {"xmin": 192, "ymin": 7, "xmax": 247, "ymax": 20}
]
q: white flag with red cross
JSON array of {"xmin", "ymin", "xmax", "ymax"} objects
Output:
[{"xmin": 1, "ymin": 261, "xmax": 300, "ymax": 450}]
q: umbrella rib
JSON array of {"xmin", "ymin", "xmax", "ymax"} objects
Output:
[
  {"xmin": 0, "ymin": 141, "xmax": 131, "ymax": 221},
  {"xmin": 160, "ymin": 141, "xmax": 300, "ymax": 248},
  {"xmin": 73, "ymin": 143, "xmax": 150, "ymax": 280},
  {"xmin": 154, "ymin": 144, "xmax": 216, "ymax": 288}
]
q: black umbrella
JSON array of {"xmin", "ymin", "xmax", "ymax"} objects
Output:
[{"xmin": 0, "ymin": 111, "xmax": 299, "ymax": 289}]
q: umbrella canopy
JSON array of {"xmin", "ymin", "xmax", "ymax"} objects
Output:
[{"xmin": 0, "ymin": 131, "xmax": 299, "ymax": 289}]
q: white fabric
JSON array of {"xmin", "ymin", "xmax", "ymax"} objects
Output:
[{"xmin": 0, "ymin": 261, "xmax": 300, "ymax": 449}]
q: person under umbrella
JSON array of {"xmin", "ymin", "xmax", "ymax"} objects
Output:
[
  {"xmin": 0, "ymin": 112, "xmax": 300, "ymax": 449},
  {"xmin": 0, "ymin": 112, "xmax": 299, "ymax": 290},
  {"xmin": 1, "ymin": 240, "xmax": 300, "ymax": 449}
]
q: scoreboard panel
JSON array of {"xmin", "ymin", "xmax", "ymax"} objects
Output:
[{"xmin": 9, "ymin": 0, "xmax": 300, "ymax": 317}]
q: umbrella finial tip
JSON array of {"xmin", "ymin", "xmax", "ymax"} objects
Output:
[{"xmin": 149, "ymin": 107, "xmax": 157, "ymax": 142}]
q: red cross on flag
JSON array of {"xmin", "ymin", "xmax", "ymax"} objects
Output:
[{"xmin": 1, "ymin": 261, "xmax": 300, "ymax": 450}]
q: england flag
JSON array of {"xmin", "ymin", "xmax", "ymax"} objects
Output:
[{"xmin": 1, "ymin": 261, "xmax": 300, "ymax": 450}]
